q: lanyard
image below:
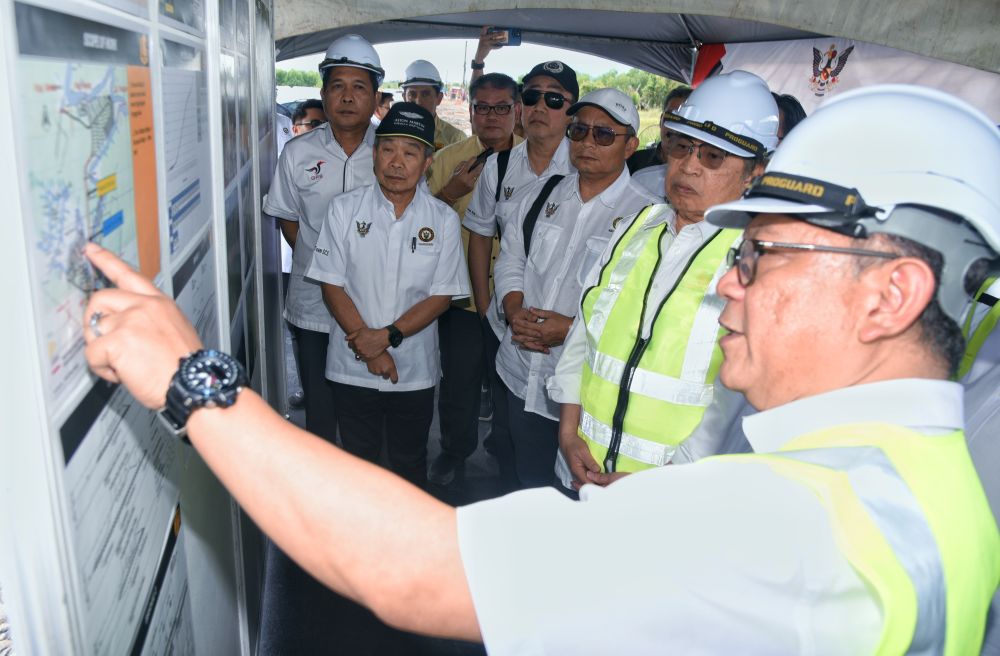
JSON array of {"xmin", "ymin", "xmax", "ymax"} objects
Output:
[{"xmin": 956, "ymin": 276, "xmax": 1000, "ymax": 380}]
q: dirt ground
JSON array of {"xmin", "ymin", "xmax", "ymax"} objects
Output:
[{"xmin": 436, "ymin": 97, "xmax": 472, "ymax": 135}]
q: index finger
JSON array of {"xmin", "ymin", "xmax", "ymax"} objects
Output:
[{"xmin": 85, "ymin": 244, "xmax": 160, "ymax": 296}]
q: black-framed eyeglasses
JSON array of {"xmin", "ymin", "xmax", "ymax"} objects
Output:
[
  {"xmin": 294, "ymin": 119, "xmax": 325, "ymax": 129},
  {"xmin": 521, "ymin": 89, "xmax": 569, "ymax": 110},
  {"xmin": 665, "ymin": 133, "xmax": 734, "ymax": 170},
  {"xmin": 472, "ymin": 103, "xmax": 514, "ymax": 116},
  {"xmin": 727, "ymin": 239, "xmax": 899, "ymax": 287},
  {"xmin": 566, "ymin": 122, "xmax": 630, "ymax": 147}
]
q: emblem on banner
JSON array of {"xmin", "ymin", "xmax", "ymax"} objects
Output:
[
  {"xmin": 503, "ymin": 186, "xmax": 514, "ymax": 200},
  {"xmin": 810, "ymin": 44, "xmax": 854, "ymax": 97},
  {"xmin": 356, "ymin": 221, "xmax": 371, "ymax": 237},
  {"xmin": 418, "ymin": 227, "xmax": 435, "ymax": 242},
  {"xmin": 544, "ymin": 202, "xmax": 558, "ymax": 218}
]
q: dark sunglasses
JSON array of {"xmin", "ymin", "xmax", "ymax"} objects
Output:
[
  {"xmin": 521, "ymin": 89, "xmax": 568, "ymax": 110},
  {"xmin": 566, "ymin": 122, "xmax": 630, "ymax": 147},
  {"xmin": 294, "ymin": 119, "xmax": 325, "ymax": 129},
  {"xmin": 472, "ymin": 103, "xmax": 514, "ymax": 116},
  {"xmin": 664, "ymin": 133, "xmax": 733, "ymax": 170},
  {"xmin": 727, "ymin": 239, "xmax": 898, "ymax": 286}
]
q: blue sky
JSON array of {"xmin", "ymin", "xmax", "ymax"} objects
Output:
[{"xmin": 278, "ymin": 38, "xmax": 631, "ymax": 86}]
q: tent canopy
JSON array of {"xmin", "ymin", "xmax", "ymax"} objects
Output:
[{"xmin": 274, "ymin": 1, "xmax": 1000, "ymax": 80}]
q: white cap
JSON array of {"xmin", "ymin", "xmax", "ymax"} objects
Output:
[
  {"xmin": 402, "ymin": 60, "xmax": 443, "ymax": 90},
  {"xmin": 568, "ymin": 88, "xmax": 640, "ymax": 134}
]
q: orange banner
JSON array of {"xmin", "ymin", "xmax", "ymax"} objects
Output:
[{"xmin": 127, "ymin": 65, "xmax": 160, "ymax": 279}]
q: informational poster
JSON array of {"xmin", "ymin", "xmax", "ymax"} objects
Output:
[
  {"xmin": 239, "ymin": 171, "xmax": 254, "ymax": 275},
  {"xmin": 158, "ymin": 0, "xmax": 204, "ymax": 36},
  {"xmin": 136, "ymin": 510, "xmax": 195, "ymax": 656},
  {"xmin": 172, "ymin": 233, "xmax": 219, "ymax": 350},
  {"xmin": 253, "ymin": 0, "xmax": 272, "ymax": 143},
  {"xmin": 162, "ymin": 40, "xmax": 210, "ymax": 256},
  {"xmin": 236, "ymin": 54, "xmax": 250, "ymax": 169},
  {"xmin": 220, "ymin": 53, "xmax": 237, "ymax": 186},
  {"xmin": 14, "ymin": 3, "xmax": 160, "ymax": 403},
  {"xmin": 225, "ymin": 190, "xmax": 241, "ymax": 318},
  {"xmin": 59, "ymin": 384, "xmax": 181, "ymax": 655}
]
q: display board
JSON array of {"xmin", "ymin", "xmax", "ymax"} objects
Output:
[{"xmin": 0, "ymin": 0, "xmax": 281, "ymax": 650}]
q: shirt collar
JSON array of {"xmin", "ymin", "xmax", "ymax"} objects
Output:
[
  {"xmin": 666, "ymin": 213, "xmax": 720, "ymax": 240},
  {"xmin": 743, "ymin": 378, "xmax": 965, "ymax": 453},
  {"xmin": 573, "ymin": 166, "xmax": 631, "ymax": 209},
  {"xmin": 326, "ymin": 122, "xmax": 377, "ymax": 154}
]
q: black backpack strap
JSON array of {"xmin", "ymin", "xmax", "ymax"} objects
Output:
[
  {"xmin": 522, "ymin": 175, "xmax": 565, "ymax": 257},
  {"xmin": 494, "ymin": 149, "xmax": 512, "ymax": 203}
]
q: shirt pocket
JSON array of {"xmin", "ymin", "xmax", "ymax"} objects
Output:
[
  {"xmin": 406, "ymin": 237, "xmax": 442, "ymax": 291},
  {"xmin": 526, "ymin": 222, "xmax": 563, "ymax": 274},
  {"xmin": 577, "ymin": 236, "xmax": 610, "ymax": 286}
]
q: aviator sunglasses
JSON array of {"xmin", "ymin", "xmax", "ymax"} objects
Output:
[
  {"xmin": 521, "ymin": 89, "xmax": 569, "ymax": 110},
  {"xmin": 566, "ymin": 122, "xmax": 630, "ymax": 146}
]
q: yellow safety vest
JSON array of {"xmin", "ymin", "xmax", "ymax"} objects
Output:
[
  {"xmin": 717, "ymin": 423, "xmax": 999, "ymax": 655},
  {"xmin": 578, "ymin": 204, "xmax": 741, "ymax": 472}
]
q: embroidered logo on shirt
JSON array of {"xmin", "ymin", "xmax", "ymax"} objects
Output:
[
  {"xmin": 315, "ymin": 247, "xmax": 330, "ymax": 256},
  {"xmin": 544, "ymin": 202, "xmax": 558, "ymax": 218},
  {"xmin": 503, "ymin": 186, "xmax": 514, "ymax": 200},
  {"xmin": 356, "ymin": 221, "xmax": 371, "ymax": 237},
  {"xmin": 418, "ymin": 227, "xmax": 435, "ymax": 242},
  {"xmin": 306, "ymin": 160, "xmax": 326, "ymax": 181},
  {"xmin": 610, "ymin": 216, "xmax": 625, "ymax": 232}
]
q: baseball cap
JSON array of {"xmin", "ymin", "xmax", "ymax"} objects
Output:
[
  {"xmin": 568, "ymin": 88, "xmax": 640, "ymax": 134},
  {"xmin": 522, "ymin": 61, "xmax": 579, "ymax": 102},
  {"xmin": 374, "ymin": 102, "xmax": 435, "ymax": 149}
]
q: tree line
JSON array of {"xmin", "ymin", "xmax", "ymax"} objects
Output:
[{"xmin": 276, "ymin": 67, "xmax": 685, "ymax": 111}]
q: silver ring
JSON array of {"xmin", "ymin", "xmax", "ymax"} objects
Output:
[{"xmin": 89, "ymin": 311, "xmax": 104, "ymax": 338}]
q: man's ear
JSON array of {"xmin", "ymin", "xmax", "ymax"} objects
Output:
[
  {"xmin": 856, "ymin": 257, "xmax": 937, "ymax": 344},
  {"xmin": 624, "ymin": 135, "xmax": 640, "ymax": 159}
]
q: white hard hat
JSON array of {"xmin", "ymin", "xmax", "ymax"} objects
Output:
[
  {"xmin": 707, "ymin": 84, "xmax": 1000, "ymax": 321},
  {"xmin": 665, "ymin": 70, "xmax": 779, "ymax": 158},
  {"xmin": 318, "ymin": 34, "xmax": 384, "ymax": 86},
  {"xmin": 568, "ymin": 88, "xmax": 640, "ymax": 134},
  {"xmin": 402, "ymin": 60, "xmax": 443, "ymax": 91}
]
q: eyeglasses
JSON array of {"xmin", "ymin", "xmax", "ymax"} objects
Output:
[
  {"xmin": 472, "ymin": 103, "xmax": 514, "ymax": 116},
  {"xmin": 521, "ymin": 89, "xmax": 569, "ymax": 110},
  {"xmin": 727, "ymin": 239, "xmax": 899, "ymax": 286},
  {"xmin": 566, "ymin": 122, "xmax": 630, "ymax": 147},
  {"xmin": 665, "ymin": 134, "xmax": 734, "ymax": 170},
  {"xmin": 294, "ymin": 119, "xmax": 325, "ymax": 129}
]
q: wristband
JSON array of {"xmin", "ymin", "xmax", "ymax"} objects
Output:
[{"xmin": 470, "ymin": 60, "xmax": 485, "ymax": 70}]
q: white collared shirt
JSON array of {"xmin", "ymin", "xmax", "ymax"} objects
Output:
[
  {"xmin": 493, "ymin": 169, "xmax": 658, "ymax": 420},
  {"xmin": 263, "ymin": 123, "xmax": 377, "ymax": 332},
  {"xmin": 458, "ymin": 379, "xmax": 963, "ymax": 655},
  {"xmin": 629, "ymin": 163, "xmax": 667, "ymax": 202},
  {"xmin": 305, "ymin": 183, "xmax": 470, "ymax": 391},
  {"xmin": 463, "ymin": 138, "xmax": 575, "ymax": 338}
]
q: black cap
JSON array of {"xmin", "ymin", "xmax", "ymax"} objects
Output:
[
  {"xmin": 522, "ymin": 61, "xmax": 579, "ymax": 103},
  {"xmin": 375, "ymin": 102, "xmax": 435, "ymax": 149}
]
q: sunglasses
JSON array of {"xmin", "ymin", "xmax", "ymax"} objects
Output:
[
  {"xmin": 294, "ymin": 119, "xmax": 325, "ymax": 129},
  {"xmin": 521, "ymin": 89, "xmax": 569, "ymax": 110},
  {"xmin": 472, "ymin": 103, "xmax": 514, "ymax": 116},
  {"xmin": 727, "ymin": 239, "xmax": 898, "ymax": 286},
  {"xmin": 664, "ymin": 134, "xmax": 736, "ymax": 170},
  {"xmin": 566, "ymin": 122, "xmax": 630, "ymax": 147}
]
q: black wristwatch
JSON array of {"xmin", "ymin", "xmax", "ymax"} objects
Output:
[
  {"xmin": 386, "ymin": 324, "xmax": 404, "ymax": 348},
  {"xmin": 158, "ymin": 349, "xmax": 248, "ymax": 438},
  {"xmin": 470, "ymin": 60, "xmax": 485, "ymax": 70}
]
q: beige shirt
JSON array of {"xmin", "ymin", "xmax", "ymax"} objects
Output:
[{"xmin": 434, "ymin": 115, "xmax": 466, "ymax": 151}]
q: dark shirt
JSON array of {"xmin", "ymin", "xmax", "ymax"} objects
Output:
[{"xmin": 626, "ymin": 143, "xmax": 665, "ymax": 174}]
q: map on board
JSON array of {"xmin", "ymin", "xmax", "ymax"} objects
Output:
[{"xmin": 16, "ymin": 3, "xmax": 160, "ymax": 401}]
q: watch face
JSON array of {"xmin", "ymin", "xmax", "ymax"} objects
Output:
[{"xmin": 178, "ymin": 350, "xmax": 242, "ymax": 402}]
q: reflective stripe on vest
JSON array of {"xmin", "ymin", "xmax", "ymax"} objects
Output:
[
  {"xmin": 578, "ymin": 205, "xmax": 741, "ymax": 471},
  {"xmin": 779, "ymin": 446, "xmax": 945, "ymax": 655},
  {"xmin": 719, "ymin": 424, "xmax": 1000, "ymax": 655}
]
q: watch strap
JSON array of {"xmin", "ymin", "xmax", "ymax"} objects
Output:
[
  {"xmin": 470, "ymin": 60, "xmax": 485, "ymax": 70},
  {"xmin": 387, "ymin": 324, "xmax": 404, "ymax": 348}
]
